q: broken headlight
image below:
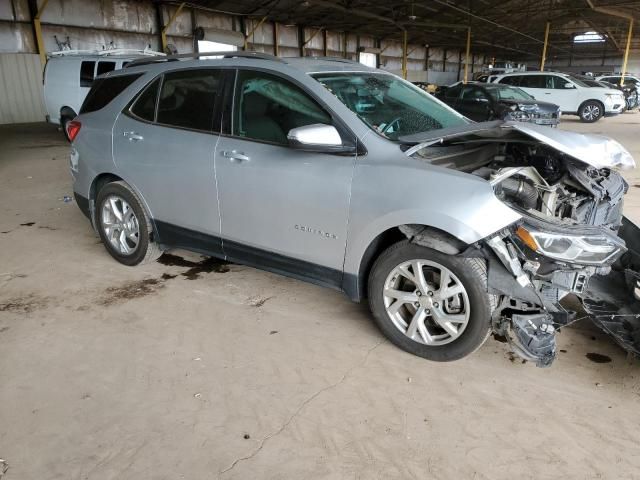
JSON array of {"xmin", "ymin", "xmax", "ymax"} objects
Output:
[{"xmin": 516, "ymin": 225, "xmax": 625, "ymax": 265}]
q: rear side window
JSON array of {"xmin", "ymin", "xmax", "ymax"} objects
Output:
[
  {"xmin": 499, "ymin": 76, "xmax": 521, "ymax": 86},
  {"xmin": 156, "ymin": 69, "xmax": 221, "ymax": 131},
  {"xmin": 80, "ymin": 73, "xmax": 143, "ymax": 114},
  {"xmin": 80, "ymin": 61, "xmax": 95, "ymax": 87},
  {"xmin": 519, "ymin": 75, "xmax": 547, "ymax": 88},
  {"xmin": 130, "ymin": 77, "xmax": 161, "ymax": 122},
  {"xmin": 97, "ymin": 61, "xmax": 116, "ymax": 76}
]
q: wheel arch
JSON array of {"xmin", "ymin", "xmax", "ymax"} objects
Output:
[
  {"xmin": 344, "ymin": 224, "xmax": 470, "ymax": 302},
  {"xmin": 88, "ymin": 173, "xmax": 124, "ymax": 230},
  {"xmin": 578, "ymin": 98, "xmax": 604, "ymax": 116},
  {"xmin": 60, "ymin": 106, "xmax": 77, "ymax": 120}
]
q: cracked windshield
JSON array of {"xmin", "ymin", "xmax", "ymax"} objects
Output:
[{"xmin": 313, "ymin": 72, "xmax": 468, "ymax": 140}]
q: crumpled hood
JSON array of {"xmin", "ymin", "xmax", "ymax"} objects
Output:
[
  {"xmin": 506, "ymin": 122, "xmax": 636, "ymax": 170},
  {"xmin": 401, "ymin": 120, "xmax": 636, "ymax": 170}
]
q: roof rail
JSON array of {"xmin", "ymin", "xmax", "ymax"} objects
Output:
[
  {"xmin": 124, "ymin": 51, "xmax": 283, "ymax": 68},
  {"xmin": 301, "ymin": 56, "xmax": 362, "ymax": 65},
  {"xmin": 48, "ymin": 48, "xmax": 164, "ymax": 58}
]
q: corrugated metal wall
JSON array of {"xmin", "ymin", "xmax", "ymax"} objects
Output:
[{"xmin": 0, "ymin": 53, "xmax": 46, "ymax": 124}]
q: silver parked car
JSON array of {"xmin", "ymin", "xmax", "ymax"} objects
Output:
[{"xmin": 69, "ymin": 52, "xmax": 640, "ymax": 367}]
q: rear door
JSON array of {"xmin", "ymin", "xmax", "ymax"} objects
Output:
[
  {"xmin": 113, "ymin": 68, "xmax": 225, "ymax": 250},
  {"xmin": 215, "ymin": 68, "xmax": 357, "ymax": 284}
]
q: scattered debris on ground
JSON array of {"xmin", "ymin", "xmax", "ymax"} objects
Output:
[{"xmin": 247, "ymin": 296, "xmax": 272, "ymax": 308}]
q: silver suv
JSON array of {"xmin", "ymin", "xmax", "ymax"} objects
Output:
[{"xmin": 70, "ymin": 52, "xmax": 640, "ymax": 367}]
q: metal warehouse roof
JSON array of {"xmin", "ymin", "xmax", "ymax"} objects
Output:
[{"xmin": 155, "ymin": 0, "xmax": 640, "ymax": 61}]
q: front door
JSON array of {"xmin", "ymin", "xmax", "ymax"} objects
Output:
[
  {"xmin": 457, "ymin": 85, "xmax": 492, "ymax": 121},
  {"xmin": 113, "ymin": 68, "xmax": 224, "ymax": 250},
  {"xmin": 215, "ymin": 69, "xmax": 357, "ymax": 286}
]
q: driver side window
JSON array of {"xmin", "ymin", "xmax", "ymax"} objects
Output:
[{"xmin": 233, "ymin": 70, "xmax": 332, "ymax": 146}]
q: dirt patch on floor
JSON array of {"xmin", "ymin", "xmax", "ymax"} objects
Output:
[
  {"xmin": 0, "ymin": 294, "xmax": 48, "ymax": 314},
  {"xmin": 98, "ymin": 278, "xmax": 165, "ymax": 307}
]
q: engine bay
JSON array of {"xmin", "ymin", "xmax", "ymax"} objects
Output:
[{"xmin": 472, "ymin": 143, "xmax": 628, "ymax": 230}]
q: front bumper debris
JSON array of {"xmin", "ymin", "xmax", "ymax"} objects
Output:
[
  {"xmin": 483, "ymin": 216, "xmax": 640, "ymax": 366},
  {"xmin": 581, "ymin": 217, "xmax": 640, "ymax": 354}
]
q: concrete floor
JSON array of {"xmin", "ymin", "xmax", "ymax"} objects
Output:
[{"xmin": 1, "ymin": 114, "xmax": 640, "ymax": 479}]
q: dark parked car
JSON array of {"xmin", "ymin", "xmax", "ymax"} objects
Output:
[{"xmin": 436, "ymin": 81, "xmax": 560, "ymax": 126}]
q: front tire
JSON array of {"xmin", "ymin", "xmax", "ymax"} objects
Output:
[
  {"xmin": 368, "ymin": 241, "xmax": 494, "ymax": 362},
  {"xmin": 95, "ymin": 181, "xmax": 162, "ymax": 266},
  {"xmin": 579, "ymin": 100, "xmax": 603, "ymax": 123}
]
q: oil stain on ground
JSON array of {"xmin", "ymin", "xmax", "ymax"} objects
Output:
[
  {"xmin": 157, "ymin": 253, "xmax": 230, "ymax": 279},
  {"xmin": 586, "ymin": 352, "xmax": 612, "ymax": 364},
  {"xmin": 20, "ymin": 222, "xmax": 35, "ymax": 227}
]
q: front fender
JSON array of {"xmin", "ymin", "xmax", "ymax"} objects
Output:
[{"xmin": 343, "ymin": 152, "xmax": 521, "ymax": 277}]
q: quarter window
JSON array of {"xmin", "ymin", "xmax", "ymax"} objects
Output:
[
  {"xmin": 156, "ymin": 69, "xmax": 221, "ymax": 132},
  {"xmin": 80, "ymin": 61, "xmax": 95, "ymax": 87},
  {"xmin": 80, "ymin": 73, "xmax": 143, "ymax": 114},
  {"xmin": 130, "ymin": 77, "xmax": 161, "ymax": 122},
  {"xmin": 234, "ymin": 70, "xmax": 332, "ymax": 145}
]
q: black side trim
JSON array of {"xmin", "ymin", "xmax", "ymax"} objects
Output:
[
  {"xmin": 154, "ymin": 220, "xmax": 344, "ymax": 292},
  {"xmin": 222, "ymin": 239, "xmax": 344, "ymax": 291},
  {"xmin": 155, "ymin": 220, "xmax": 223, "ymax": 258},
  {"xmin": 74, "ymin": 192, "xmax": 91, "ymax": 220}
]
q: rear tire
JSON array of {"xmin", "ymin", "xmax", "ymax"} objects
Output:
[
  {"xmin": 368, "ymin": 240, "xmax": 495, "ymax": 362},
  {"xmin": 579, "ymin": 100, "xmax": 603, "ymax": 123},
  {"xmin": 95, "ymin": 181, "xmax": 163, "ymax": 266}
]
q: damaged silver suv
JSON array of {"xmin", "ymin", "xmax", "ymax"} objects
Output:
[{"xmin": 69, "ymin": 52, "xmax": 640, "ymax": 367}]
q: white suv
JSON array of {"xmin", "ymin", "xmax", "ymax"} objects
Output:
[
  {"xmin": 595, "ymin": 74, "xmax": 640, "ymax": 88},
  {"xmin": 491, "ymin": 71, "xmax": 625, "ymax": 122}
]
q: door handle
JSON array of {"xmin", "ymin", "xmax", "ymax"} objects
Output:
[
  {"xmin": 123, "ymin": 131, "xmax": 144, "ymax": 141},
  {"xmin": 221, "ymin": 150, "xmax": 250, "ymax": 162}
]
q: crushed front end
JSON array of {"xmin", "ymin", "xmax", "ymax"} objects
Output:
[
  {"xmin": 476, "ymin": 143, "xmax": 640, "ymax": 366},
  {"xmin": 405, "ymin": 122, "xmax": 640, "ymax": 367}
]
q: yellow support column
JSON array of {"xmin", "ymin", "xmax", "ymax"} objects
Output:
[
  {"xmin": 34, "ymin": 0, "xmax": 50, "ymax": 68},
  {"xmin": 402, "ymin": 29, "xmax": 408, "ymax": 79},
  {"xmin": 620, "ymin": 18, "xmax": 633, "ymax": 86},
  {"xmin": 161, "ymin": 2, "xmax": 185, "ymax": 53},
  {"xmin": 540, "ymin": 22, "xmax": 550, "ymax": 71},
  {"xmin": 463, "ymin": 27, "xmax": 471, "ymax": 83}
]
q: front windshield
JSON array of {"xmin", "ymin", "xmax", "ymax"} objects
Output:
[
  {"xmin": 312, "ymin": 72, "xmax": 468, "ymax": 140},
  {"xmin": 485, "ymin": 85, "xmax": 534, "ymax": 101}
]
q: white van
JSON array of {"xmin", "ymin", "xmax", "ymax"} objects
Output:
[
  {"xmin": 43, "ymin": 49, "xmax": 163, "ymax": 139},
  {"xmin": 491, "ymin": 71, "xmax": 625, "ymax": 122}
]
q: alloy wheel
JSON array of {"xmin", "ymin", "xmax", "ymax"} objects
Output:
[
  {"xmin": 101, "ymin": 194, "xmax": 140, "ymax": 255},
  {"xmin": 583, "ymin": 104, "xmax": 600, "ymax": 121},
  {"xmin": 383, "ymin": 259, "xmax": 470, "ymax": 346}
]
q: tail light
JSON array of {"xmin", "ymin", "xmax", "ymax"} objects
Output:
[{"xmin": 66, "ymin": 120, "xmax": 82, "ymax": 142}]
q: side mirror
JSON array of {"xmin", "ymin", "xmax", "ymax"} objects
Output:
[
  {"xmin": 564, "ymin": 83, "xmax": 575, "ymax": 89},
  {"xmin": 287, "ymin": 124, "xmax": 354, "ymax": 154}
]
